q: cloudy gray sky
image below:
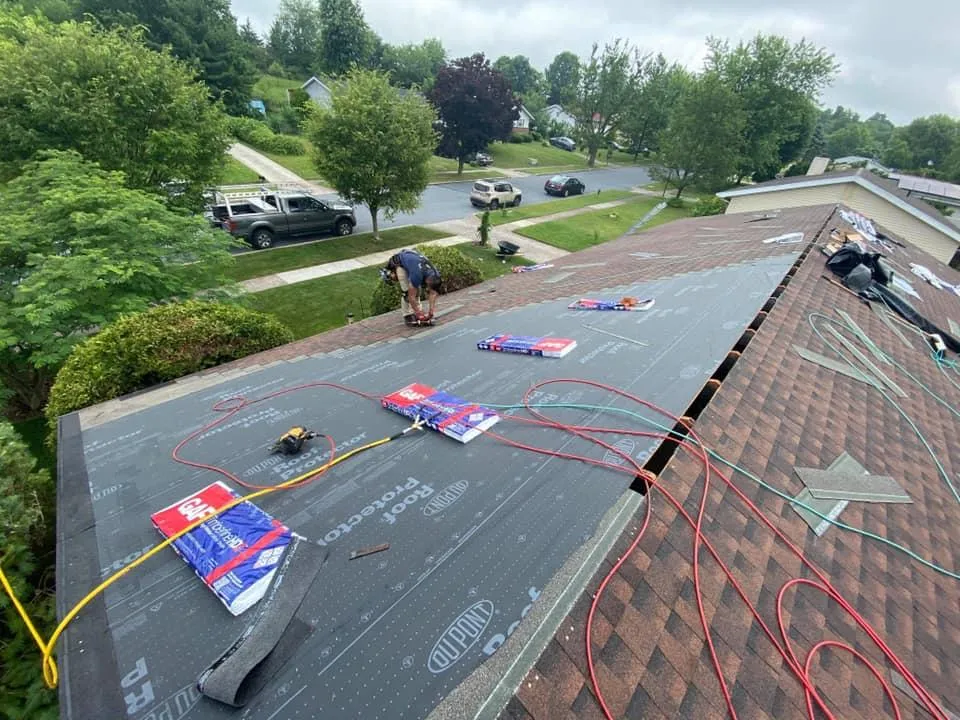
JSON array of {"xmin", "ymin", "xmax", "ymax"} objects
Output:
[{"xmin": 232, "ymin": 0, "xmax": 960, "ymax": 124}]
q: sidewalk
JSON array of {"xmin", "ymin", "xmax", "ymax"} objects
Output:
[
  {"xmin": 240, "ymin": 234, "xmax": 473, "ymax": 293},
  {"xmin": 238, "ymin": 195, "xmax": 646, "ymax": 294},
  {"xmin": 228, "ymin": 143, "xmax": 335, "ymax": 195}
]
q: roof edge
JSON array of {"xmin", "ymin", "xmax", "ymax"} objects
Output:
[{"xmin": 718, "ymin": 175, "xmax": 960, "ymax": 244}]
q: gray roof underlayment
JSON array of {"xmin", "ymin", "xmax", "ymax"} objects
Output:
[{"xmin": 54, "ymin": 208, "xmax": 842, "ymax": 720}]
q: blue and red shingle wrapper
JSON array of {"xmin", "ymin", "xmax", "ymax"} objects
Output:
[
  {"xmin": 568, "ymin": 297, "xmax": 655, "ymax": 311},
  {"xmin": 151, "ymin": 481, "xmax": 292, "ymax": 616},
  {"xmin": 381, "ymin": 383, "xmax": 500, "ymax": 444},
  {"xmin": 476, "ymin": 334, "xmax": 577, "ymax": 358}
]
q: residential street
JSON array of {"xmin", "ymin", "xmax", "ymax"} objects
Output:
[{"xmin": 226, "ymin": 143, "xmax": 652, "ymax": 250}]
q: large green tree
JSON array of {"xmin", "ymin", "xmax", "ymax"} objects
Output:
[
  {"xmin": 0, "ymin": 152, "xmax": 236, "ymax": 411},
  {"xmin": 545, "ymin": 50, "xmax": 580, "ymax": 107},
  {"xmin": 428, "ymin": 54, "xmax": 519, "ymax": 173},
  {"xmin": 571, "ymin": 40, "xmax": 641, "ymax": 167},
  {"xmin": 317, "ymin": 0, "xmax": 375, "ymax": 75},
  {"xmin": 653, "ymin": 72, "xmax": 745, "ymax": 198},
  {"xmin": 0, "ymin": 12, "xmax": 228, "ymax": 204},
  {"xmin": 239, "ymin": 18, "xmax": 272, "ymax": 73},
  {"xmin": 493, "ymin": 55, "xmax": 544, "ymax": 98},
  {"xmin": 621, "ymin": 54, "xmax": 689, "ymax": 158},
  {"xmin": 73, "ymin": 0, "xmax": 254, "ymax": 114},
  {"xmin": 381, "ymin": 38, "xmax": 446, "ymax": 88},
  {"xmin": 899, "ymin": 114, "xmax": 960, "ymax": 170},
  {"xmin": 268, "ymin": 0, "xmax": 322, "ymax": 75},
  {"xmin": 305, "ymin": 70, "xmax": 436, "ymax": 238},
  {"xmin": 707, "ymin": 34, "xmax": 837, "ymax": 182}
]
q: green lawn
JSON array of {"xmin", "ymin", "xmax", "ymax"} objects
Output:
[
  {"xmin": 636, "ymin": 203, "xmax": 695, "ymax": 231},
  {"xmin": 13, "ymin": 416, "xmax": 56, "ymax": 479},
  {"xmin": 262, "ymin": 140, "xmax": 323, "ymax": 180},
  {"xmin": 516, "ymin": 197, "xmax": 661, "ymax": 252},
  {"xmin": 455, "ymin": 242, "xmax": 533, "ymax": 278},
  {"xmin": 231, "ymin": 226, "xmax": 451, "ymax": 281},
  {"xmin": 481, "ymin": 189, "xmax": 634, "ymax": 226},
  {"xmin": 252, "ymin": 74, "xmax": 303, "ymax": 109},
  {"xmin": 218, "ymin": 156, "xmax": 260, "ymax": 185},
  {"xmin": 489, "ymin": 141, "xmax": 600, "ymax": 170},
  {"xmin": 427, "ymin": 155, "xmax": 507, "ymax": 184},
  {"xmin": 248, "ymin": 267, "xmax": 381, "ymax": 339},
  {"xmin": 247, "ymin": 242, "xmax": 525, "ymax": 339}
]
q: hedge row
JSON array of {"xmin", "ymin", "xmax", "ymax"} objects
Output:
[
  {"xmin": 227, "ymin": 116, "xmax": 306, "ymax": 156},
  {"xmin": 370, "ymin": 245, "xmax": 482, "ymax": 315},
  {"xmin": 46, "ymin": 301, "xmax": 294, "ymax": 422}
]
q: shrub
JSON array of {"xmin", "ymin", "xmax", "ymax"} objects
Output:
[
  {"xmin": 508, "ymin": 134, "xmax": 523, "ymax": 144},
  {"xmin": 46, "ymin": 301, "xmax": 294, "ymax": 422},
  {"xmin": 369, "ymin": 246, "xmax": 483, "ymax": 315},
  {"xmin": 226, "ymin": 116, "xmax": 306, "ymax": 155},
  {"xmin": 0, "ymin": 421, "xmax": 57, "ymax": 720},
  {"xmin": 665, "ymin": 197, "xmax": 685, "ymax": 208},
  {"xmin": 690, "ymin": 196, "xmax": 728, "ymax": 217},
  {"xmin": 521, "ymin": 133, "xmax": 533, "ymax": 143}
]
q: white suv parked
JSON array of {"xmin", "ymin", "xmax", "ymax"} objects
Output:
[{"xmin": 470, "ymin": 180, "xmax": 522, "ymax": 210}]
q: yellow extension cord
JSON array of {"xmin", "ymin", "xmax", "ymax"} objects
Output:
[{"xmin": 0, "ymin": 429, "xmax": 408, "ymax": 689}]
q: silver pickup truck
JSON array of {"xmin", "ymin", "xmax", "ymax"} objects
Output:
[{"xmin": 208, "ymin": 190, "xmax": 357, "ymax": 249}]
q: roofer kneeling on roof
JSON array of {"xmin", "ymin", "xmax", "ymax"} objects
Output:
[{"xmin": 381, "ymin": 249, "xmax": 442, "ymax": 326}]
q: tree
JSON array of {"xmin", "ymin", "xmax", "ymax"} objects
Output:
[
  {"xmin": 381, "ymin": 38, "xmax": 446, "ymax": 89},
  {"xmin": 73, "ymin": 0, "xmax": 255, "ymax": 115},
  {"xmin": 0, "ymin": 152, "xmax": 236, "ymax": 412},
  {"xmin": 707, "ymin": 34, "xmax": 838, "ymax": 182},
  {"xmin": 304, "ymin": 69, "xmax": 436, "ymax": 238},
  {"xmin": 317, "ymin": 0, "xmax": 375, "ymax": 75},
  {"xmin": 428, "ymin": 54, "xmax": 519, "ymax": 174},
  {"xmin": 268, "ymin": 0, "xmax": 322, "ymax": 75},
  {"xmin": 883, "ymin": 130, "xmax": 914, "ymax": 170},
  {"xmin": 864, "ymin": 112, "xmax": 895, "ymax": 148},
  {"xmin": 493, "ymin": 55, "xmax": 544, "ymax": 98},
  {"xmin": 653, "ymin": 72, "xmax": 745, "ymax": 198},
  {"xmin": 0, "ymin": 421, "xmax": 56, "ymax": 720},
  {"xmin": 826, "ymin": 123, "xmax": 876, "ymax": 159},
  {"xmin": 900, "ymin": 114, "xmax": 960, "ymax": 170},
  {"xmin": 571, "ymin": 40, "xmax": 641, "ymax": 167},
  {"xmin": 0, "ymin": 12, "xmax": 228, "ymax": 205},
  {"xmin": 545, "ymin": 51, "xmax": 580, "ymax": 107},
  {"xmin": 239, "ymin": 18, "xmax": 272, "ymax": 73},
  {"xmin": 621, "ymin": 55, "xmax": 690, "ymax": 158}
]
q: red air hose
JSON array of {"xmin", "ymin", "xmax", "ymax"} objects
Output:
[{"xmin": 168, "ymin": 378, "xmax": 947, "ymax": 720}]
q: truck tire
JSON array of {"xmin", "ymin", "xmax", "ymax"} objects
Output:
[
  {"xmin": 490, "ymin": 199, "xmax": 500, "ymax": 210},
  {"xmin": 251, "ymin": 228, "xmax": 274, "ymax": 249},
  {"xmin": 335, "ymin": 219, "xmax": 353, "ymax": 236},
  {"xmin": 513, "ymin": 196, "xmax": 522, "ymax": 207}
]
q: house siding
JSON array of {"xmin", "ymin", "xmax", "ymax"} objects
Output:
[{"xmin": 725, "ymin": 185, "xmax": 959, "ymax": 264}]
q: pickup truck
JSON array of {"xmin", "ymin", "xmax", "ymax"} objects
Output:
[{"xmin": 208, "ymin": 191, "xmax": 357, "ymax": 249}]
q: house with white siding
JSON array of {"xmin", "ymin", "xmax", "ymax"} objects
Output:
[{"xmin": 717, "ymin": 169, "xmax": 960, "ymax": 266}]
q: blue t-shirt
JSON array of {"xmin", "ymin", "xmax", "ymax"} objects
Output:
[{"xmin": 391, "ymin": 250, "xmax": 437, "ymax": 289}]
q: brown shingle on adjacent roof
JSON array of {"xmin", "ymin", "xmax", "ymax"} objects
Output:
[{"xmin": 498, "ymin": 207, "xmax": 960, "ymax": 719}]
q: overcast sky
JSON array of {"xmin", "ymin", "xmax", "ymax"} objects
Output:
[{"xmin": 232, "ymin": 0, "xmax": 960, "ymax": 125}]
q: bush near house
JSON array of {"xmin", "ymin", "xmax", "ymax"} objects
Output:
[
  {"xmin": 370, "ymin": 245, "xmax": 482, "ymax": 315},
  {"xmin": 690, "ymin": 195, "xmax": 728, "ymax": 216},
  {"xmin": 45, "ymin": 302, "xmax": 293, "ymax": 423},
  {"xmin": 0, "ymin": 420, "xmax": 57, "ymax": 720},
  {"xmin": 227, "ymin": 116, "xmax": 305, "ymax": 155}
]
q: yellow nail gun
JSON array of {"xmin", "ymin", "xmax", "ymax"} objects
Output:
[{"xmin": 270, "ymin": 426, "xmax": 319, "ymax": 455}]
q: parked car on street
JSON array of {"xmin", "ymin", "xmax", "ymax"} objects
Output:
[
  {"xmin": 544, "ymin": 175, "xmax": 585, "ymax": 197},
  {"xmin": 469, "ymin": 180, "xmax": 522, "ymax": 210},
  {"xmin": 207, "ymin": 190, "xmax": 356, "ymax": 249},
  {"xmin": 468, "ymin": 152, "xmax": 494, "ymax": 167},
  {"xmin": 549, "ymin": 136, "xmax": 576, "ymax": 152}
]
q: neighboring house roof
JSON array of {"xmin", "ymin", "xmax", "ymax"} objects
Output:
[
  {"xmin": 300, "ymin": 76, "xmax": 331, "ymax": 94},
  {"xmin": 545, "ymin": 104, "xmax": 576, "ymax": 126},
  {"xmin": 892, "ymin": 173, "xmax": 960, "ymax": 206},
  {"xmin": 717, "ymin": 168, "xmax": 960, "ymax": 245},
  {"xmin": 517, "ymin": 104, "xmax": 534, "ymax": 121}
]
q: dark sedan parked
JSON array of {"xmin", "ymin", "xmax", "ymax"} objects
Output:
[{"xmin": 544, "ymin": 175, "xmax": 585, "ymax": 197}]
